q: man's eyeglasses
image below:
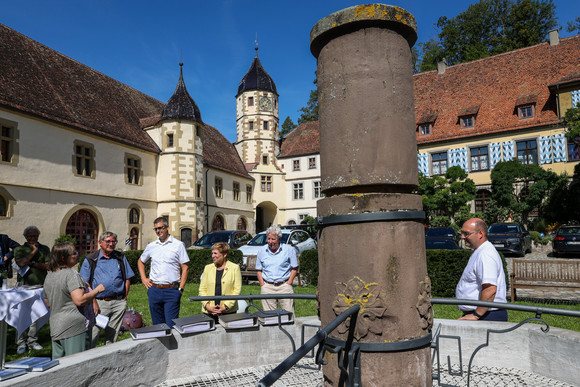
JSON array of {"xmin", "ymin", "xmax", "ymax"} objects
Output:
[
  {"xmin": 103, "ymin": 240, "xmax": 117, "ymax": 245},
  {"xmin": 460, "ymin": 231, "xmax": 475, "ymax": 237},
  {"xmin": 154, "ymin": 226, "xmax": 167, "ymax": 232}
]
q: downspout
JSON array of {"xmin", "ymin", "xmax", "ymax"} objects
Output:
[{"xmin": 205, "ymin": 168, "xmax": 209, "ymax": 233}]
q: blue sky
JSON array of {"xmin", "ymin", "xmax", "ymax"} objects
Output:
[{"xmin": 1, "ymin": 1, "xmax": 577, "ymax": 142}]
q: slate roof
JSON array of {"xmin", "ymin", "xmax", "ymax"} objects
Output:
[
  {"xmin": 414, "ymin": 35, "xmax": 580, "ymax": 145},
  {"xmin": 161, "ymin": 64, "xmax": 202, "ymax": 123},
  {"xmin": 279, "ymin": 121, "xmax": 320, "ymax": 158},
  {"xmin": 236, "ymin": 49, "xmax": 277, "ymax": 97},
  {"xmin": 202, "ymin": 123, "xmax": 252, "ymax": 179},
  {"xmin": 0, "ymin": 23, "xmax": 163, "ymax": 153}
]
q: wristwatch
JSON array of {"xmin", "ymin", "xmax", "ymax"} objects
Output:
[
  {"xmin": 178, "ymin": 287, "xmax": 184, "ymax": 293},
  {"xmin": 473, "ymin": 311, "xmax": 483, "ymax": 319}
]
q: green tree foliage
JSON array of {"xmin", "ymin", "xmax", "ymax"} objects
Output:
[
  {"xmin": 566, "ymin": 16, "xmax": 580, "ymax": 33},
  {"xmin": 297, "ymin": 89, "xmax": 318, "ymax": 125},
  {"xmin": 54, "ymin": 234, "xmax": 76, "ymax": 245},
  {"xmin": 417, "ymin": 166, "xmax": 477, "ymax": 222},
  {"xmin": 419, "ymin": 0, "xmax": 557, "ymax": 70},
  {"xmin": 563, "ymin": 103, "xmax": 580, "ymax": 147},
  {"xmin": 490, "ymin": 160, "xmax": 559, "ymax": 224},
  {"xmin": 543, "ymin": 164, "xmax": 580, "ymax": 224},
  {"xmin": 280, "ymin": 116, "xmax": 296, "ymax": 138}
]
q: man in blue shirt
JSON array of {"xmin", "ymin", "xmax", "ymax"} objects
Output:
[
  {"xmin": 80, "ymin": 231, "xmax": 134, "ymax": 347},
  {"xmin": 256, "ymin": 225, "xmax": 299, "ymax": 314},
  {"xmin": 0, "ymin": 233, "xmax": 20, "ymax": 287}
]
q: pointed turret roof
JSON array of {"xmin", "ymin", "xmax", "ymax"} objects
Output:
[
  {"xmin": 236, "ymin": 47, "xmax": 277, "ymax": 97},
  {"xmin": 161, "ymin": 63, "xmax": 202, "ymax": 123}
]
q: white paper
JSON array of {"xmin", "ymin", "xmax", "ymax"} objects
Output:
[
  {"xmin": 12, "ymin": 261, "xmax": 29, "ymax": 277},
  {"xmin": 95, "ymin": 313, "xmax": 109, "ymax": 329}
]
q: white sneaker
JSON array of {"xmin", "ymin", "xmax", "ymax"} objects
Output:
[
  {"xmin": 17, "ymin": 344, "xmax": 27, "ymax": 354},
  {"xmin": 29, "ymin": 342, "xmax": 43, "ymax": 351}
]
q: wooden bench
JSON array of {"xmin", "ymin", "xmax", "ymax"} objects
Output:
[
  {"xmin": 510, "ymin": 259, "xmax": 580, "ymax": 301},
  {"xmin": 240, "ymin": 254, "xmax": 301, "ymax": 286}
]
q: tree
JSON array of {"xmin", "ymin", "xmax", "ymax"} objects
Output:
[
  {"xmin": 418, "ymin": 38, "xmax": 445, "ymax": 72},
  {"xmin": 416, "ymin": 166, "xmax": 477, "ymax": 222},
  {"xmin": 280, "ymin": 116, "xmax": 296, "ymax": 138},
  {"xmin": 563, "ymin": 102, "xmax": 580, "ymax": 148},
  {"xmin": 490, "ymin": 160, "xmax": 559, "ymax": 224},
  {"xmin": 566, "ymin": 16, "xmax": 580, "ymax": 33},
  {"xmin": 297, "ymin": 77, "xmax": 318, "ymax": 125},
  {"xmin": 419, "ymin": 0, "xmax": 557, "ymax": 68},
  {"xmin": 543, "ymin": 165, "xmax": 580, "ymax": 224}
]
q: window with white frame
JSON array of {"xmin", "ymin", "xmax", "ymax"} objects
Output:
[
  {"xmin": 233, "ymin": 182, "xmax": 240, "ymax": 201},
  {"xmin": 431, "ymin": 152, "xmax": 447, "ymax": 176},
  {"xmin": 470, "ymin": 146, "xmax": 489, "ymax": 171},
  {"xmin": 261, "ymin": 176, "xmax": 272, "ymax": 192},
  {"xmin": 313, "ymin": 181, "xmax": 322, "ymax": 198},
  {"xmin": 516, "ymin": 139, "xmax": 538, "ymax": 165},
  {"xmin": 293, "ymin": 159, "xmax": 300, "ymax": 171},
  {"xmin": 74, "ymin": 141, "xmax": 95, "ymax": 178},
  {"xmin": 293, "ymin": 183, "xmax": 304, "ymax": 200},
  {"xmin": 308, "ymin": 157, "xmax": 316, "ymax": 169}
]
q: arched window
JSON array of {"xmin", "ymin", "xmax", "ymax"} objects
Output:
[
  {"xmin": 66, "ymin": 209, "xmax": 98, "ymax": 255},
  {"xmin": 288, "ymin": 220, "xmax": 296, "ymax": 225},
  {"xmin": 181, "ymin": 228, "xmax": 193, "ymax": 248},
  {"xmin": 474, "ymin": 190, "xmax": 491, "ymax": 213},
  {"xmin": 237, "ymin": 217, "xmax": 247, "ymax": 231},
  {"xmin": 130, "ymin": 227, "xmax": 139, "ymax": 250},
  {"xmin": 129, "ymin": 208, "xmax": 140, "ymax": 224},
  {"xmin": 211, "ymin": 215, "xmax": 224, "ymax": 231}
]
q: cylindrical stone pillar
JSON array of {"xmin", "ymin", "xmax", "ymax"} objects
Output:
[{"xmin": 311, "ymin": 5, "xmax": 432, "ymax": 386}]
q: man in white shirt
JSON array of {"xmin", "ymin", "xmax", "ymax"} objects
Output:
[
  {"xmin": 456, "ymin": 218, "xmax": 508, "ymax": 321},
  {"xmin": 138, "ymin": 217, "xmax": 189, "ymax": 327}
]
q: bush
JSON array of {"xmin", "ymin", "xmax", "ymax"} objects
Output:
[
  {"xmin": 79, "ymin": 248, "xmax": 244, "ymax": 285},
  {"xmin": 299, "ymin": 249, "xmax": 319, "ymax": 286},
  {"xmin": 294, "ymin": 249, "xmax": 508, "ymax": 298},
  {"xmin": 530, "ymin": 231, "xmax": 552, "ymax": 245},
  {"xmin": 54, "ymin": 234, "xmax": 76, "ymax": 245}
]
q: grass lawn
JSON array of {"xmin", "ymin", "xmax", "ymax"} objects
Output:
[{"xmin": 4, "ymin": 284, "xmax": 579, "ymax": 362}]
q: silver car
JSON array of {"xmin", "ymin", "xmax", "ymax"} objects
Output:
[{"xmin": 239, "ymin": 229, "xmax": 317, "ymax": 264}]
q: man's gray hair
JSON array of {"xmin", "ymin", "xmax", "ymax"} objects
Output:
[
  {"xmin": 23, "ymin": 226, "xmax": 40, "ymax": 236},
  {"xmin": 99, "ymin": 231, "xmax": 117, "ymax": 242},
  {"xmin": 154, "ymin": 216, "xmax": 169, "ymax": 226},
  {"xmin": 266, "ymin": 225, "xmax": 282, "ymax": 240}
]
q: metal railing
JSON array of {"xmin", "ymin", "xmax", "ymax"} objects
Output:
[{"xmin": 189, "ymin": 294, "xmax": 579, "ymax": 387}]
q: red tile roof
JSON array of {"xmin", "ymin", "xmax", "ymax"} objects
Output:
[
  {"xmin": 0, "ymin": 24, "xmax": 164, "ymax": 152},
  {"xmin": 279, "ymin": 121, "xmax": 320, "ymax": 158},
  {"xmin": 202, "ymin": 124, "xmax": 252, "ymax": 179},
  {"xmin": 414, "ymin": 35, "xmax": 580, "ymax": 145}
]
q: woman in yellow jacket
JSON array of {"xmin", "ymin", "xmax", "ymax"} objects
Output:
[{"xmin": 199, "ymin": 242, "xmax": 242, "ymax": 319}]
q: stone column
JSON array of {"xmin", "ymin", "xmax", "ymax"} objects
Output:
[{"xmin": 310, "ymin": 5, "xmax": 432, "ymax": 386}]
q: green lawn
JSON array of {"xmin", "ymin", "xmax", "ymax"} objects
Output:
[{"xmin": 4, "ymin": 284, "xmax": 579, "ymax": 362}]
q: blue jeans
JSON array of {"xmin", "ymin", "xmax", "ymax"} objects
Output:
[{"xmin": 147, "ymin": 286, "xmax": 181, "ymax": 327}]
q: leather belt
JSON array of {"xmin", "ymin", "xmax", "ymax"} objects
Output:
[
  {"xmin": 151, "ymin": 282, "xmax": 178, "ymax": 289},
  {"xmin": 264, "ymin": 280, "xmax": 288, "ymax": 286},
  {"xmin": 97, "ymin": 294, "xmax": 124, "ymax": 301}
]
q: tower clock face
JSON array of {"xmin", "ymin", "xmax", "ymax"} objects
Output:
[{"xmin": 259, "ymin": 96, "xmax": 272, "ymax": 111}]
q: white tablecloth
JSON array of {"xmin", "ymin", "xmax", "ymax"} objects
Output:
[{"xmin": 0, "ymin": 288, "xmax": 49, "ymax": 336}]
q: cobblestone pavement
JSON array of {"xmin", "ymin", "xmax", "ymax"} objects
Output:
[{"xmin": 503, "ymin": 244, "xmax": 580, "ymax": 302}]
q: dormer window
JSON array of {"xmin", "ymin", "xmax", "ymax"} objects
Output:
[
  {"xmin": 518, "ymin": 104, "xmax": 535, "ymax": 119},
  {"xmin": 460, "ymin": 115, "xmax": 475, "ymax": 129},
  {"xmin": 418, "ymin": 123, "xmax": 432, "ymax": 136}
]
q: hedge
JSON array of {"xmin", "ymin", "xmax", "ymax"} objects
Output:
[
  {"xmin": 78, "ymin": 248, "xmax": 243, "ymax": 285},
  {"xmin": 298, "ymin": 249, "xmax": 508, "ymax": 298}
]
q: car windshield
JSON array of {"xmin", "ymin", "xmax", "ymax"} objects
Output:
[
  {"xmin": 247, "ymin": 233, "xmax": 290, "ymax": 246},
  {"xmin": 557, "ymin": 227, "xmax": 580, "ymax": 236},
  {"xmin": 426, "ymin": 239, "xmax": 457, "ymax": 249},
  {"xmin": 488, "ymin": 224, "xmax": 520, "ymax": 234},
  {"xmin": 426, "ymin": 228, "xmax": 455, "ymax": 238},
  {"xmin": 194, "ymin": 233, "xmax": 229, "ymax": 246}
]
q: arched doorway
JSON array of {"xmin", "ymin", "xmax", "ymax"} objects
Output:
[
  {"xmin": 255, "ymin": 201, "xmax": 278, "ymax": 233},
  {"xmin": 66, "ymin": 209, "xmax": 98, "ymax": 255},
  {"xmin": 237, "ymin": 217, "xmax": 247, "ymax": 231},
  {"xmin": 211, "ymin": 214, "xmax": 225, "ymax": 231},
  {"xmin": 181, "ymin": 227, "xmax": 193, "ymax": 248}
]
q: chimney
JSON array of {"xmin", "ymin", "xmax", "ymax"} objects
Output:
[
  {"xmin": 437, "ymin": 58, "xmax": 447, "ymax": 74},
  {"xmin": 549, "ymin": 29, "xmax": 560, "ymax": 46}
]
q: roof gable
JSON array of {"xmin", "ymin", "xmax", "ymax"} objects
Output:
[
  {"xmin": 202, "ymin": 123, "xmax": 252, "ymax": 179},
  {"xmin": 279, "ymin": 121, "xmax": 320, "ymax": 158}
]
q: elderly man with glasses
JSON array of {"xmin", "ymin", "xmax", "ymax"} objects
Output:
[
  {"xmin": 80, "ymin": 231, "xmax": 134, "ymax": 346},
  {"xmin": 456, "ymin": 218, "xmax": 508, "ymax": 321},
  {"xmin": 138, "ymin": 217, "xmax": 189, "ymax": 327}
]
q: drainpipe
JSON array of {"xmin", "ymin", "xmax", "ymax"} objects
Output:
[{"xmin": 205, "ymin": 168, "xmax": 209, "ymax": 233}]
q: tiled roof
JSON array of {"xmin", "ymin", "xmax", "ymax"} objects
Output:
[
  {"xmin": 279, "ymin": 121, "xmax": 320, "ymax": 158},
  {"xmin": 202, "ymin": 123, "xmax": 252, "ymax": 179},
  {"xmin": 0, "ymin": 24, "xmax": 163, "ymax": 153},
  {"xmin": 414, "ymin": 35, "xmax": 580, "ymax": 145},
  {"xmin": 236, "ymin": 49, "xmax": 277, "ymax": 97}
]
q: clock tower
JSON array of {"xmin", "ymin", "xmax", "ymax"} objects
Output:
[{"xmin": 234, "ymin": 47, "xmax": 279, "ymax": 166}]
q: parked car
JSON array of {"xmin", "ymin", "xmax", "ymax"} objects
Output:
[
  {"xmin": 239, "ymin": 229, "xmax": 317, "ymax": 264},
  {"xmin": 425, "ymin": 227, "xmax": 459, "ymax": 250},
  {"xmin": 552, "ymin": 225, "xmax": 580, "ymax": 257},
  {"xmin": 487, "ymin": 223, "xmax": 532, "ymax": 256},
  {"xmin": 191, "ymin": 230, "xmax": 253, "ymax": 250}
]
